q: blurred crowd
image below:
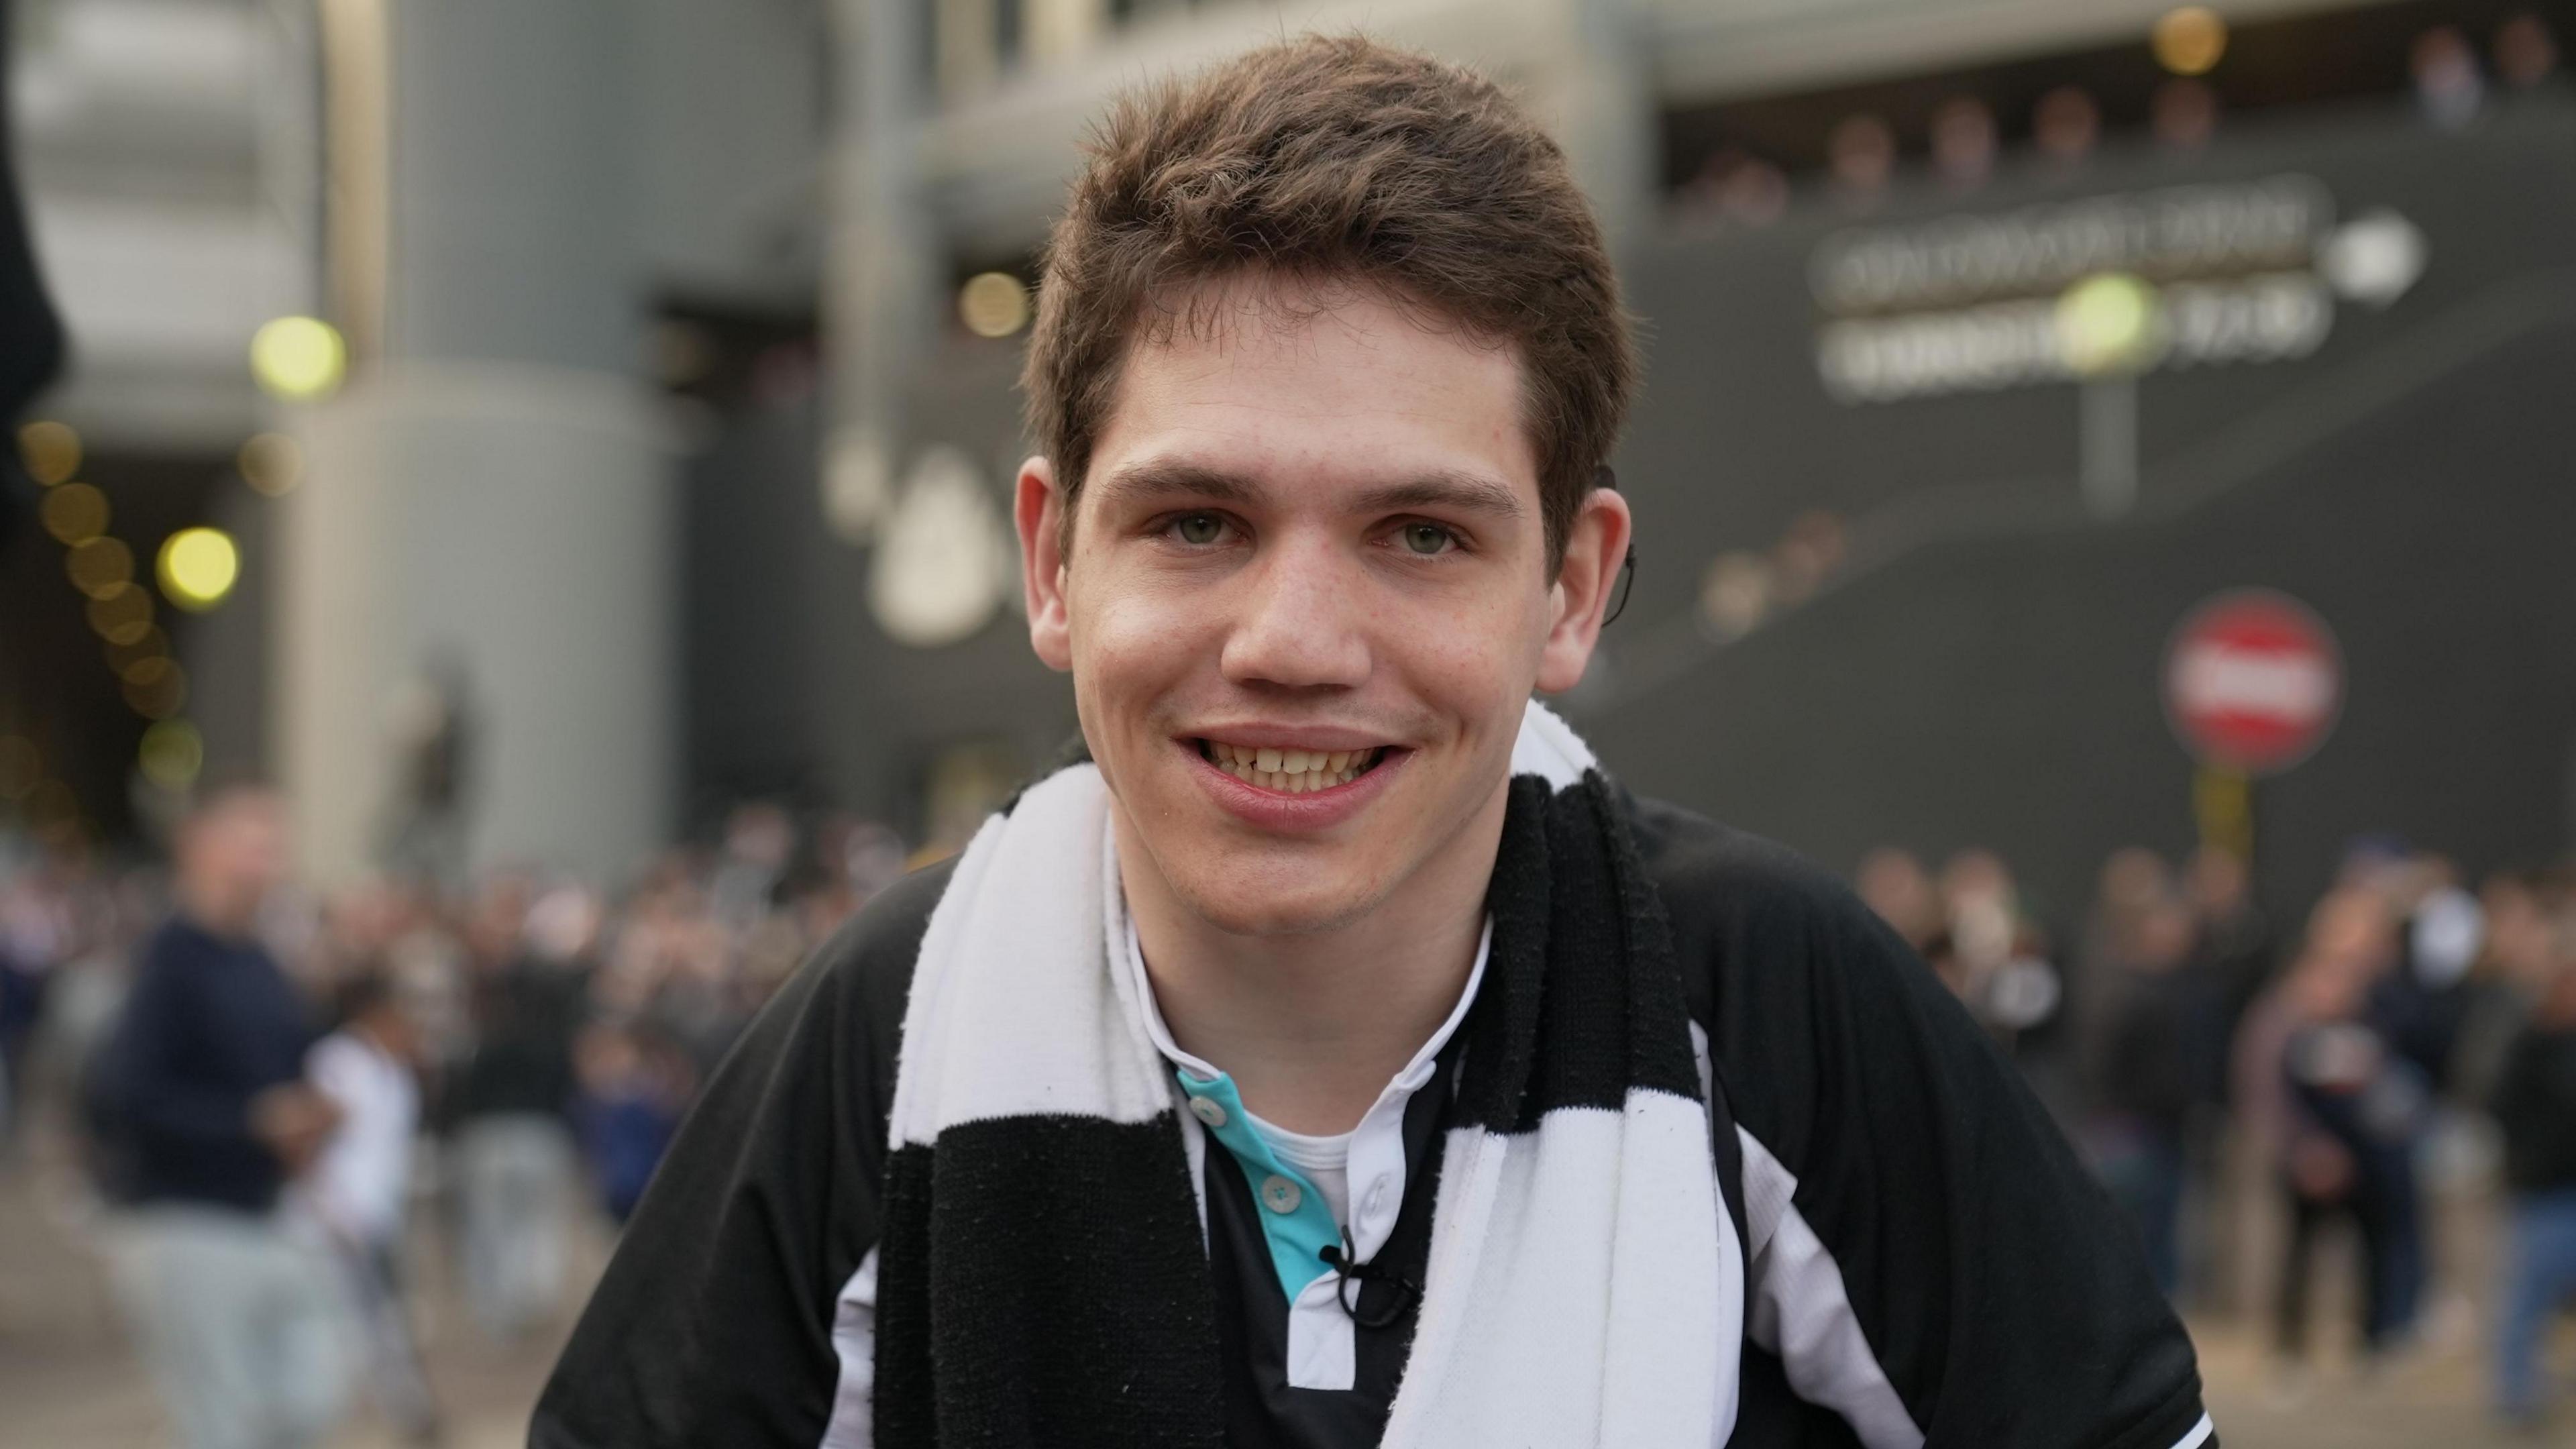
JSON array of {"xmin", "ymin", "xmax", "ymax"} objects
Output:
[
  {"xmin": 1858, "ymin": 834, "xmax": 2576, "ymax": 1424},
  {"xmin": 8, "ymin": 787, "xmax": 2576, "ymax": 1442},
  {"xmin": 0, "ymin": 789, "xmax": 914, "ymax": 1448},
  {"xmin": 1673, "ymin": 13, "xmax": 2564, "ymax": 230}
]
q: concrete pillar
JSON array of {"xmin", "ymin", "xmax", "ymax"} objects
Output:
[{"xmin": 276, "ymin": 0, "xmax": 673, "ymax": 886}]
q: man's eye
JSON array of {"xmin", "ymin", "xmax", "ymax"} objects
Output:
[
  {"xmin": 1171, "ymin": 513, "xmax": 1226, "ymax": 546},
  {"xmin": 1399, "ymin": 522, "xmax": 1456, "ymax": 555}
]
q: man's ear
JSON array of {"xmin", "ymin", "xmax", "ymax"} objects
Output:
[
  {"xmin": 1535, "ymin": 486, "xmax": 1632, "ymax": 695},
  {"xmin": 1015, "ymin": 456, "xmax": 1074, "ymax": 673}
]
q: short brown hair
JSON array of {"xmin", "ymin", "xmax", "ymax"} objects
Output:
[{"xmin": 1022, "ymin": 34, "xmax": 1635, "ymax": 567}]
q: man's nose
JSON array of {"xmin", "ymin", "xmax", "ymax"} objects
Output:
[{"xmin": 1218, "ymin": 534, "xmax": 1372, "ymax": 691}]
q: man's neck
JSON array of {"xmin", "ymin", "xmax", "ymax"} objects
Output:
[{"xmin": 1115, "ymin": 784, "xmax": 1505, "ymax": 1136}]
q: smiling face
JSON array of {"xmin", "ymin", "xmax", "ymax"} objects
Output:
[{"xmin": 1018, "ymin": 276, "xmax": 1629, "ymax": 938}]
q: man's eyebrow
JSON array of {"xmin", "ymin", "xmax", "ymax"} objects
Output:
[
  {"xmin": 1089, "ymin": 460, "xmax": 1525, "ymax": 521},
  {"xmin": 1089, "ymin": 460, "xmax": 1267, "ymax": 509},
  {"xmin": 1349, "ymin": 471, "xmax": 1526, "ymax": 521}
]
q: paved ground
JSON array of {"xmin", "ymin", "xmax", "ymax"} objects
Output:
[
  {"xmin": 2, "ymin": 1116, "xmax": 2567, "ymax": 1449},
  {"xmin": 0, "ymin": 1117, "xmax": 600, "ymax": 1449}
]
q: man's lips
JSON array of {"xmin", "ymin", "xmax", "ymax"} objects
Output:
[{"xmin": 1177, "ymin": 735, "xmax": 1411, "ymax": 829}]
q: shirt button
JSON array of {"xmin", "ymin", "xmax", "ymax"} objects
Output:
[
  {"xmin": 1188, "ymin": 1096, "xmax": 1228, "ymax": 1129},
  {"xmin": 1365, "ymin": 1177, "xmax": 1391, "ymax": 1216},
  {"xmin": 1260, "ymin": 1175, "xmax": 1303, "ymax": 1215}
]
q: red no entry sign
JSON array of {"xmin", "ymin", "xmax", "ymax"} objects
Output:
[{"xmin": 2163, "ymin": 589, "xmax": 2343, "ymax": 776}]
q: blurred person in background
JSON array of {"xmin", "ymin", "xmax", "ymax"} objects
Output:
[
  {"xmin": 1855, "ymin": 845, "xmax": 1941, "ymax": 951},
  {"xmin": 710, "ymin": 801, "xmax": 797, "ymax": 934},
  {"xmin": 2178, "ymin": 845, "xmax": 2271, "ymax": 1301},
  {"xmin": 1943, "ymin": 847, "xmax": 2068, "ymax": 1108},
  {"xmin": 2083, "ymin": 887, "xmax": 2201, "ymax": 1296},
  {"xmin": 612, "ymin": 863, "xmax": 743, "ymax": 1076},
  {"xmin": 1672, "ymin": 146, "xmax": 1788, "ymax": 231},
  {"xmin": 462, "ymin": 869, "xmax": 536, "ymax": 979},
  {"xmin": 26, "ymin": 855, "xmax": 141, "ymax": 1161},
  {"xmin": 1929, "ymin": 97, "xmax": 1998, "ymax": 186},
  {"xmin": 2240, "ymin": 888, "xmax": 2423, "ymax": 1393},
  {"xmin": 570, "ymin": 1014, "xmax": 692, "ymax": 1224},
  {"xmin": 449, "ymin": 881, "xmax": 594, "ymax": 1341},
  {"xmin": 2494, "ymin": 11, "xmax": 2561, "ymax": 91},
  {"xmin": 792, "ymin": 816, "xmax": 908, "ymax": 943},
  {"xmin": 2032, "ymin": 85, "xmax": 2101, "ymax": 166},
  {"xmin": 0, "ymin": 848, "xmax": 77, "ymax": 1149},
  {"xmin": 301, "ymin": 972, "xmax": 439, "ymax": 1445},
  {"xmin": 2348, "ymin": 847, "xmax": 2481, "ymax": 1091},
  {"xmin": 2080, "ymin": 847, "xmax": 2169, "ymax": 981},
  {"xmin": 90, "ymin": 786, "xmax": 353, "ymax": 1449},
  {"xmin": 2345, "ymin": 843, "xmax": 2473, "ymax": 1340},
  {"xmin": 1919, "ymin": 928, "xmax": 1966, "ymax": 998},
  {"xmin": 2414, "ymin": 25, "xmax": 2487, "ymax": 129},
  {"xmin": 1826, "ymin": 113, "xmax": 1896, "ymax": 205},
  {"xmin": 381, "ymin": 656, "xmax": 476, "ymax": 890},
  {"xmin": 2185, "ymin": 845, "xmax": 2274, "ymax": 1102},
  {"xmin": 2151, "ymin": 78, "xmax": 2222, "ymax": 151},
  {"xmin": 2453, "ymin": 868, "xmax": 2563, "ymax": 1103},
  {"xmin": 2392, "ymin": 855, "xmax": 2493, "ymax": 1344},
  {"xmin": 2489, "ymin": 888, "xmax": 2576, "ymax": 1429}
]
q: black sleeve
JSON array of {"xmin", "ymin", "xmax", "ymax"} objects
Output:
[
  {"xmin": 1638, "ymin": 802, "xmax": 2210, "ymax": 1449},
  {"xmin": 529, "ymin": 862, "xmax": 947, "ymax": 1449}
]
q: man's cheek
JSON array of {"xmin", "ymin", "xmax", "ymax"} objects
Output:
[
  {"xmin": 1092, "ymin": 588, "xmax": 1220, "ymax": 677},
  {"xmin": 1407, "ymin": 621, "xmax": 1525, "ymax": 732}
]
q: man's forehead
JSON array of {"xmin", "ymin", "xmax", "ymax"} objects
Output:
[
  {"xmin": 1134, "ymin": 268, "xmax": 1489, "ymax": 352},
  {"xmin": 1089, "ymin": 278, "xmax": 1540, "ymax": 500}
]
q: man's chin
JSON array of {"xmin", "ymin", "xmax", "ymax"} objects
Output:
[{"xmin": 1160, "ymin": 860, "xmax": 1388, "ymax": 940}]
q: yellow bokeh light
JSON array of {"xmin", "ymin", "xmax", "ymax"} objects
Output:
[
  {"xmin": 66, "ymin": 536, "xmax": 135, "ymax": 600},
  {"xmin": 17, "ymin": 419, "xmax": 80, "ymax": 486},
  {"xmin": 249, "ymin": 315, "xmax": 348, "ymax": 401},
  {"xmin": 40, "ymin": 481, "xmax": 109, "ymax": 543},
  {"xmin": 123, "ymin": 658, "xmax": 188, "ymax": 720},
  {"xmin": 107, "ymin": 627, "xmax": 170, "ymax": 678},
  {"xmin": 238, "ymin": 432, "xmax": 305, "ymax": 496},
  {"xmin": 2153, "ymin": 7, "xmax": 2228, "ymax": 76},
  {"xmin": 139, "ymin": 719, "xmax": 205, "ymax": 791},
  {"xmin": 87, "ymin": 582, "xmax": 156, "ymax": 645},
  {"xmin": 959, "ymin": 272, "xmax": 1031, "ymax": 339},
  {"xmin": 158, "ymin": 527, "xmax": 241, "ymax": 611},
  {"xmin": 2056, "ymin": 272, "xmax": 2166, "ymax": 377},
  {"xmin": 0, "ymin": 737, "xmax": 38, "ymax": 800}
]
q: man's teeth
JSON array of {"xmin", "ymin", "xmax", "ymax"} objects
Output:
[{"xmin": 1201, "ymin": 741, "xmax": 1381, "ymax": 793}]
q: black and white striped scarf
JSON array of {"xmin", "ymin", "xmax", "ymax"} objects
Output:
[{"xmin": 871, "ymin": 703, "xmax": 1743, "ymax": 1446}]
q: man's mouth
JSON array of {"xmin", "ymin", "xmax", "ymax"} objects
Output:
[{"xmin": 1195, "ymin": 738, "xmax": 1389, "ymax": 794}]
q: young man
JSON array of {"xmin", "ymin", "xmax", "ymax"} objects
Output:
[{"xmin": 533, "ymin": 36, "xmax": 2212, "ymax": 1449}]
